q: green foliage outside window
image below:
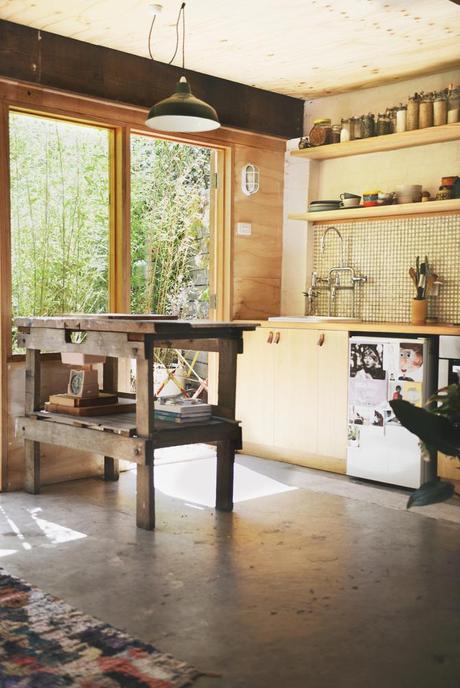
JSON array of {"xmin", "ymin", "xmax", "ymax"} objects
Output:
[
  {"xmin": 9, "ymin": 112, "xmax": 110, "ymax": 351},
  {"xmin": 130, "ymin": 135, "xmax": 211, "ymax": 318}
]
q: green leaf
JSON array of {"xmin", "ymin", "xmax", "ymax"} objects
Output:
[
  {"xmin": 389, "ymin": 400, "xmax": 460, "ymax": 457},
  {"xmin": 407, "ymin": 479, "xmax": 455, "ymax": 509}
]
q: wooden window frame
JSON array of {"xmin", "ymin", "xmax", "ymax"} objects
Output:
[{"xmin": 0, "ymin": 80, "xmax": 232, "ymax": 490}]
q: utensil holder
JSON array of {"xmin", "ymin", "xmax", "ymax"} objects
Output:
[{"xmin": 411, "ymin": 298, "xmax": 427, "ymax": 325}]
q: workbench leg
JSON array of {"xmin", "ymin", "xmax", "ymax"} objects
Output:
[
  {"xmin": 24, "ymin": 348, "xmax": 41, "ymax": 494},
  {"xmin": 24, "ymin": 440, "xmax": 40, "ymax": 494},
  {"xmin": 135, "ymin": 345, "xmax": 154, "ymax": 530},
  {"xmin": 216, "ymin": 439, "xmax": 235, "ymax": 511},
  {"xmin": 103, "ymin": 357, "xmax": 119, "ymax": 482},
  {"xmin": 104, "ymin": 457, "xmax": 119, "ymax": 481},
  {"xmin": 136, "ymin": 462, "xmax": 155, "ymax": 530}
]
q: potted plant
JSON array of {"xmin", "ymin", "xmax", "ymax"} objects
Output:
[{"xmin": 389, "ymin": 384, "xmax": 460, "ymax": 507}]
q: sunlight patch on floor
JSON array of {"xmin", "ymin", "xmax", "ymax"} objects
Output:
[
  {"xmin": 28, "ymin": 508, "xmax": 87, "ymax": 544},
  {"xmin": 155, "ymin": 457, "xmax": 297, "ymax": 507}
]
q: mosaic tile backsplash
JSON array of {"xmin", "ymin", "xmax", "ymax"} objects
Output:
[{"xmin": 312, "ymin": 214, "xmax": 460, "ymax": 323}]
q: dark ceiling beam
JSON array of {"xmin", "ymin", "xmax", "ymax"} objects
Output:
[{"xmin": 0, "ymin": 20, "xmax": 304, "ymax": 139}]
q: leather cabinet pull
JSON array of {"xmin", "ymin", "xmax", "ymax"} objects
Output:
[
  {"xmin": 267, "ymin": 331, "xmax": 274, "ymax": 344},
  {"xmin": 274, "ymin": 331, "xmax": 281, "ymax": 344},
  {"xmin": 317, "ymin": 333, "xmax": 325, "ymax": 347}
]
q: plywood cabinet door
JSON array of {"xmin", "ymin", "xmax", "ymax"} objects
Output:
[
  {"xmin": 273, "ymin": 329, "xmax": 318, "ymax": 456},
  {"xmin": 315, "ymin": 330, "xmax": 348, "ymax": 465},
  {"xmin": 236, "ymin": 328, "xmax": 276, "ymax": 447}
]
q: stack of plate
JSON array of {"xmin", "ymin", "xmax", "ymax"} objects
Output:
[{"xmin": 308, "ymin": 200, "xmax": 341, "ymax": 212}]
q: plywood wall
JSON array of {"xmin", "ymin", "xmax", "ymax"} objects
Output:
[{"xmin": 232, "ymin": 140, "xmax": 285, "ymax": 319}]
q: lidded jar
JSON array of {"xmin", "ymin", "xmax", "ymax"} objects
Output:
[
  {"xmin": 352, "ymin": 115, "xmax": 363, "ymax": 139},
  {"xmin": 376, "ymin": 112, "xmax": 391, "ymax": 136},
  {"xmin": 433, "ymin": 91, "xmax": 447, "ymax": 126},
  {"xmin": 407, "ymin": 93, "xmax": 420, "ymax": 131},
  {"xmin": 395, "ymin": 104, "xmax": 407, "ymax": 133},
  {"xmin": 340, "ymin": 117, "xmax": 352, "ymax": 142},
  {"xmin": 361, "ymin": 113, "xmax": 375, "ymax": 138},
  {"xmin": 419, "ymin": 92, "xmax": 434, "ymax": 128},
  {"xmin": 331, "ymin": 124, "xmax": 341, "ymax": 144},
  {"xmin": 447, "ymin": 87, "xmax": 460, "ymax": 123},
  {"xmin": 309, "ymin": 118, "xmax": 332, "ymax": 146}
]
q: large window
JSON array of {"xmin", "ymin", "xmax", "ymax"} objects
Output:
[
  {"xmin": 9, "ymin": 111, "xmax": 110, "ymax": 350},
  {"xmin": 130, "ymin": 134, "xmax": 212, "ymax": 318}
]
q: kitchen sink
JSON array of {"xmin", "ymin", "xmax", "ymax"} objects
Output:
[{"xmin": 268, "ymin": 316, "xmax": 360, "ymax": 323}]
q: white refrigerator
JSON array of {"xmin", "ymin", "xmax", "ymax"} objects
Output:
[{"xmin": 347, "ymin": 336, "xmax": 435, "ymax": 488}]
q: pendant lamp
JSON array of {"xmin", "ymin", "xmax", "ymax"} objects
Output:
[{"xmin": 145, "ymin": 3, "xmax": 220, "ymax": 133}]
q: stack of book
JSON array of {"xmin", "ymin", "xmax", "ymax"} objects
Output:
[
  {"xmin": 154, "ymin": 398, "xmax": 212, "ymax": 424},
  {"xmin": 44, "ymin": 393, "xmax": 135, "ymax": 416}
]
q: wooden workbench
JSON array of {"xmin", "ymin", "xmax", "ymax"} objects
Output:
[{"xmin": 14, "ymin": 315, "xmax": 258, "ymax": 530}]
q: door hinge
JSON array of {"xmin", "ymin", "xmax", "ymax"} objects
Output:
[{"xmin": 209, "ymin": 293, "xmax": 217, "ymax": 310}]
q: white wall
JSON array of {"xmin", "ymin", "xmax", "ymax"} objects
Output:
[{"xmin": 281, "ymin": 67, "xmax": 460, "ymax": 316}]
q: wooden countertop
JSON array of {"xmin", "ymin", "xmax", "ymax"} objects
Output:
[{"xmin": 235, "ymin": 319, "xmax": 460, "ymax": 336}]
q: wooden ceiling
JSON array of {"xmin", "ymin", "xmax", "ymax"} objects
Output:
[{"xmin": 1, "ymin": 0, "xmax": 459, "ymax": 98}]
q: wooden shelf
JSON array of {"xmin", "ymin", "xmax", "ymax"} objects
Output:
[
  {"xmin": 290, "ymin": 122, "xmax": 460, "ymax": 160},
  {"xmin": 288, "ymin": 198, "xmax": 460, "ymax": 223}
]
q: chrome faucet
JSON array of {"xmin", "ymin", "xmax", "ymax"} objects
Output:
[
  {"xmin": 320, "ymin": 226, "xmax": 345, "ymax": 267},
  {"xmin": 304, "ymin": 226, "xmax": 367, "ymax": 317}
]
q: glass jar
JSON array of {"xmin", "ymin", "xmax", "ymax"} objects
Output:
[
  {"xmin": 419, "ymin": 93, "xmax": 433, "ymax": 128},
  {"xmin": 352, "ymin": 115, "xmax": 363, "ymax": 139},
  {"xmin": 447, "ymin": 88, "xmax": 460, "ymax": 124},
  {"xmin": 386, "ymin": 108, "xmax": 397, "ymax": 134},
  {"xmin": 376, "ymin": 113, "xmax": 391, "ymax": 136},
  {"xmin": 309, "ymin": 118, "xmax": 332, "ymax": 146},
  {"xmin": 395, "ymin": 104, "xmax": 407, "ymax": 133},
  {"xmin": 361, "ymin": 113, "xmax": 375, "ymax": 138},
  {"xmin": 433, "ymin": 92, "xmax": 447, "ymax": 126},
  {"xmin": 331, "ymin": 124, "xmax": 341, "ymax": 144},
  {"xmin": 407, "ymin": 94, "xmax": 420, "ymax": 131},
  {"xmin": 340, "ymin": 118, "xmax": 351, "ymax": 142}
]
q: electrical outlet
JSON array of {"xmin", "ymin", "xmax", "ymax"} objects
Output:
[{"xmin": 236, "ymin": 222, "xmax": 252, "ymax": 236}]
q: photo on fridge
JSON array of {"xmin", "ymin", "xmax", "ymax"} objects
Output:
[
  {"xmin": 399, "ymin": 342, "xmax": 423, "ymax": 381},
  {"xmin": 350, "ymin": 343, "xmax": 386, "ymax": 380}
]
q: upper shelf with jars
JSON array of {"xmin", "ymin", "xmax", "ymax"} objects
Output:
[{"xmin": 292, "ymin": 88, "xmax": 460, "ymax": 161}]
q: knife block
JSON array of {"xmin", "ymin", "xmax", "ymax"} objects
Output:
[{"xmin": 411, "ymin": 298, "xmax": 427, "ymax": 325}]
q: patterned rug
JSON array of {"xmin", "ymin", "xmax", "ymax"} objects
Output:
[{"xmin": 0, "ymin": 569, "xmax": 199, "ymax": 687}]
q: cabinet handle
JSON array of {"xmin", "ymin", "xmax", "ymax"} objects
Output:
[
  {"xmin": 274, "ymin": 331, "xmax": 281, "ymax": 344},
  {"xmin": 267, "ymin": 331, "xmax": 274, "ymax": 344},
  {"xmin": 317, "ymin": 333, "xmax": 325, "ymax": 347}
]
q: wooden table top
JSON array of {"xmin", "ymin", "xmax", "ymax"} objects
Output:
[{"xmin": 15, "ymin": 315, "xmax": 259, "ymax": 336}]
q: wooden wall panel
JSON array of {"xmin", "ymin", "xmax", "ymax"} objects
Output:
[
  {"xmin": 232, "ymin": 143, "xmax": 285, "ymax": 320},
  {"xmin": 7, "ymin": 360, "xmax": 104, "ymax": 490}
]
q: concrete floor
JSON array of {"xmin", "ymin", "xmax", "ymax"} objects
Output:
[{"xmin": 1, "ymin": 448, "xmax": 460, "ymax": 688}]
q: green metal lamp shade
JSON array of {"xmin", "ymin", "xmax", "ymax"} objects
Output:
[{"xmin": 146, "ymin": 76, "xmax": 220, "ymax": 133}]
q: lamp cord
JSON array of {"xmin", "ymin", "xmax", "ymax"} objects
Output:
[
  {"xmin": 147, "ymin": 14, "xmax": 156, "ymax": 61},
  {"xmin": 167, "ymin": 2, "xmax": 186, "ymax": 69}
]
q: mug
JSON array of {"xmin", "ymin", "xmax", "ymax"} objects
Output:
[{"xmin": 341, "ymin": 197, "xmax": 361, "ymax": 208}]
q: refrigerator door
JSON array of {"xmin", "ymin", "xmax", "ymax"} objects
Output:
[{"xmin": 347, "ymin": 336, "xmax": 433, "ymax": 488}]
